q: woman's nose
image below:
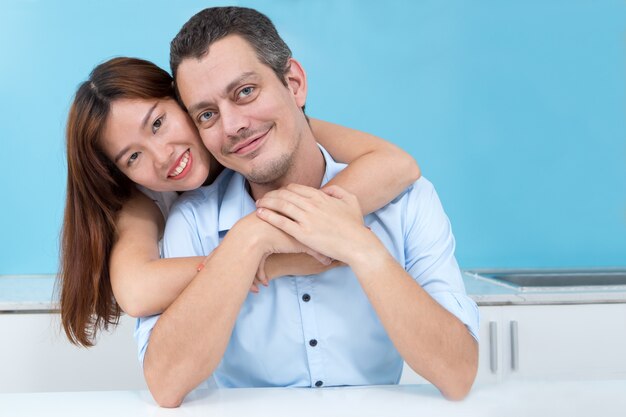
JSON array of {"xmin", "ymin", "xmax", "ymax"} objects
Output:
[{"xmin": 153, "ymin": 142, "xmax": 175, "ymax": 169}]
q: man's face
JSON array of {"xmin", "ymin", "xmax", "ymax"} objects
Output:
[{"xmin": 176, "ymin": 35, "xmax": 307, "ymax": 185}]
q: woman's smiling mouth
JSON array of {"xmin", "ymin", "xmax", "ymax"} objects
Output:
[{"xmin": 168, "ymin": 149, "xmax": 192, "ymax": 179}]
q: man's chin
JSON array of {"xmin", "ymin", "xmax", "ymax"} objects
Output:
[{"xmin": 245, "ymin": 154, "xmax": 293, "ymax": 185}]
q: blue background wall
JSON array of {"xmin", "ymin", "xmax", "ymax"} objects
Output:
[{"xmin": 1, "ymin": 0, "xmax": 624, "ymax": 274}]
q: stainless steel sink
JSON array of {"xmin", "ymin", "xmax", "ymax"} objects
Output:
[{"xmin": 468, "ymin": 269, "xmax": 626, "ymax": 291}]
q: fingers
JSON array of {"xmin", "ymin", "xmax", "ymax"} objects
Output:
[
  {"xmin": 283, "ymin": 183, "xmax": 319, "ymax": 198},
  {"xmin": 323, "ymin": 184, "xmax": 362, "ymax": 215},
  {"xmin": 256, "ymin": 271, "xmax": 269, "ymax": 286},
  {"xmin": 256, "ymin": 195, "xmax": 307, "ymax": 223},
  {"xmin": 321, "ymin": 184, "xmax": 348, "ymax": 199},
  {"xmin": 256, "ymin": 207, "xmax": 300, "ymax": 238},
  {"xmin": 256, "ymin": 254, "xmax": 270, "ymax": 286},
  {"xmin": 260, "ymin": 184, "xmax": 326, "ymax": 206}
]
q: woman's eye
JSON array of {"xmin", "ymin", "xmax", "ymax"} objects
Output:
[
  {"xmin": 151, "ymin": 117, "xmax": 162, "ymax": 134},
  {"xmin": 199, "ymin": 111, "xmax": 214, "ymax": 123},
  {"xmin": 128, "ymin": 152, "xmax": 140, "ymax": 165}
]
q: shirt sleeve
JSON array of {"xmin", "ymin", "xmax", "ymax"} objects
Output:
[
  {"xmin": 403, "ymin": 179, "xmax": 479, "ymax": 341},
  {"xmin": 133, "ymin": 199, "xmax": 207, "ymax": 364}
]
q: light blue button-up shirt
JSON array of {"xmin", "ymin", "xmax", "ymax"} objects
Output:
[{"xmin": 135, "ymin": 146, "xmax": 479, "ymax": 389}]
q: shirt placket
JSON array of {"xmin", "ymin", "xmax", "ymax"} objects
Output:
[{"xmin": 295, "ymin": 275, "xmax": 326, "ymax": 387}]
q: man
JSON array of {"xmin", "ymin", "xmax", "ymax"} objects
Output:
[{"xmin": 135, "ymin": 6, "xmax": 479, "ymax": 407}]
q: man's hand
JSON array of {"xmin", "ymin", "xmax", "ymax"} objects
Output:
[
  {"xmin": 239, "ymin": 211, "xmax": 332, "ymax": 264},
  {"xmin": 255, "ymin": 184, "xmax": 381, "ymax": 264}
]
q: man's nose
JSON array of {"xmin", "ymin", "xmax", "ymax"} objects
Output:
[{"xmin": 220, "ymin": 104, "xmax": 250, "ymax": 138}]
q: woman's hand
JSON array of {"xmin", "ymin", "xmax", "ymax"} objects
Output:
[
  {"xmin": 255, "ymin": 184, "xmax": 380, "ymax": 265},
  {"xmin": 255, "ymin": 253, "xmax": 344, "ymax": 286}
]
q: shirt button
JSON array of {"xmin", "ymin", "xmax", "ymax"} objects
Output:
[
  {"xmin": 309, "ymin": 339, "xmax": 318, "ymax": 347},
  {"xmin": 302, "ymin": 293, "xmax": 311, "ymax": 302},
  {"xmin": 315, "ymin": 380, "xmax": 323, "ymax": 387}
]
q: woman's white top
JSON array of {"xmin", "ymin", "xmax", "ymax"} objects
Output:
[
  {"xmin": 136, "ymin": 185, "xmax": 179, "ymax": 219},
  {"xmin": 135, "ymin": 186, "xmax": 179, "ymax": 256}
]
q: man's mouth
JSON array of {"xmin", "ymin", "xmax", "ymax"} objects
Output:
[
  {"xmin": 230, "ymin": 127, "xmax": 271, "ymax": 155},
  {"xmin": 168, "ymin": 149, "xmax": 191, "ymax": 179}
]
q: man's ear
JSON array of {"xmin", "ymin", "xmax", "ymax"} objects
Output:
[{"xmin": 284, "ymin": 58, "xmax": 307, "ymax": 108}]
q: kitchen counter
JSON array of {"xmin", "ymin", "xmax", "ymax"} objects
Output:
[
  {"xmin": 3, "ymin": 271, "xmax": 626, "ymax": 312},
  {"xmin": 1, "ymin": 380, "xmax": 626, "ymax": 417},
  {"xmin": 0, "ymin": 275, "xmax": 57, "ymax": 312},
  {"xmin": 463, "ymin": 270, "xmax": 626, "ymax": 305}
]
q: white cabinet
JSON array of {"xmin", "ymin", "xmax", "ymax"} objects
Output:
[
  {"xmin": 0, "ymin": 313, "xmax": 146, "ymax": 393},
  {"xmin": 477, "ymin": 303, "xmax": 626, "ymax": 383}
]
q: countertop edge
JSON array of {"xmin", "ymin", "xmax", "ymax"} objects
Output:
[{"xmin": 3, "ymin": 273, "xmax": 626, "ymax": 312}]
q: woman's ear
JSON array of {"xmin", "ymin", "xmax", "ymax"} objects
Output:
[{"xmin": 284, "ymin": 58, "xmax": 307, "ymax": 109}]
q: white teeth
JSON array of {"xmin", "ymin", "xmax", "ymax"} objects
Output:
[{"xmin": 170, "ymin": 151, "xmax": 189, "ymax": 177}]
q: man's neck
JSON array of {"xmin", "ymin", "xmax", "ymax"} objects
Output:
[{"xmin": 248, "ymin": 133, "xmax": 325, "ymax": 201}]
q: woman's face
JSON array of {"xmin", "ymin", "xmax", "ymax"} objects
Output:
[{"xmin": 101, "ymin": 98, "xmax": 213, "ymax": 192}]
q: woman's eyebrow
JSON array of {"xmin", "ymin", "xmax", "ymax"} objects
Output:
[
  {"xmin": 114, "ymin": 146, "xmax": 130, "ymax": 164},
  {"xmin": 141, "ymin": 102, "xmax": 159, "ymax": 129}
]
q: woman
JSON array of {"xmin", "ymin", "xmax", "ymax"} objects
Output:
[{"xmin": 60, "ymin": 57, "xmax": 420, "ymax": 347}]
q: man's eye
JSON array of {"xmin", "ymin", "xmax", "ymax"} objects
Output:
[
  {"xmin": 199, "ymin": 111, "xmax": 214, "ymax": 122},
  {"xmin": 151, "ymin": 117, "xmax": 162, "ymax": 134},
  {"xmin": 239, "ymin": 86, "xmax": 254, "ymax": 98}
]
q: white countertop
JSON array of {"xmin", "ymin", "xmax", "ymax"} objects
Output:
[
  {"xmin": 3, "ymin": 271, "xmax": 626, "ymax": 311},
  {"xmin": 1, "ymin": 380, "xmax": 625, "ymax": 417}
]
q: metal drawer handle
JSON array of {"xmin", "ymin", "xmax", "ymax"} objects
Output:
[
  {"xmin": 489, "ymin": 321, "xmax": 498, "ymax": 373},
  {"xmin": 510, "ymin": 320, "xmax": 519, "ymax": 371}
]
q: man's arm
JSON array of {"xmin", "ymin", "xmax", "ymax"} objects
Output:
[
  {"xmin": 141, "ymin": 204, "xmax": 325, "ymax": 408},
  {"xmin": 255, "ymin": 183, "xmax": 479, "ymax": 400},
  {"xmin": 143, "ymin": 213, "xmax": 265, "ymax": 407},
  {"xmin": 347, "ymin": 243, "xmax": 478, "ymax": 400}
]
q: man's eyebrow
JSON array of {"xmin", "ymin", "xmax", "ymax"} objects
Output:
[
  {"xmin": 225, "ymin": 72, "xmax": 258, "ymax": 96},
  {"xmin": 187, "ymin": 72, "xmax": 259, "ymax": 116}
]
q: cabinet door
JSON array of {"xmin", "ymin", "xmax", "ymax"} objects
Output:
[
  {"xmin": 0, "ymin": 313, "xmax": 146, "ymax": 393},
  {"xmin": 500, "ymin": 304, "xmax": 626, "ymax": 380}
]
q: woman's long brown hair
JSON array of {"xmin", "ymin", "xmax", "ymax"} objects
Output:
[{"xmin": 60, "ymin": 57, "xmax": 175, "ymax": 346}]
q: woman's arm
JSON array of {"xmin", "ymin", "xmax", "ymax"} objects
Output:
[
  {"xmin": 109, "ymin": 192, "xmax": 203, "ymax": 318},
  {"xmin": 309, "ymin": 118, "xmax": 421, "ymax": 214},
  {"xmin": 110, "ymin": 193, "xmax": 335, "ymax": 316}
]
